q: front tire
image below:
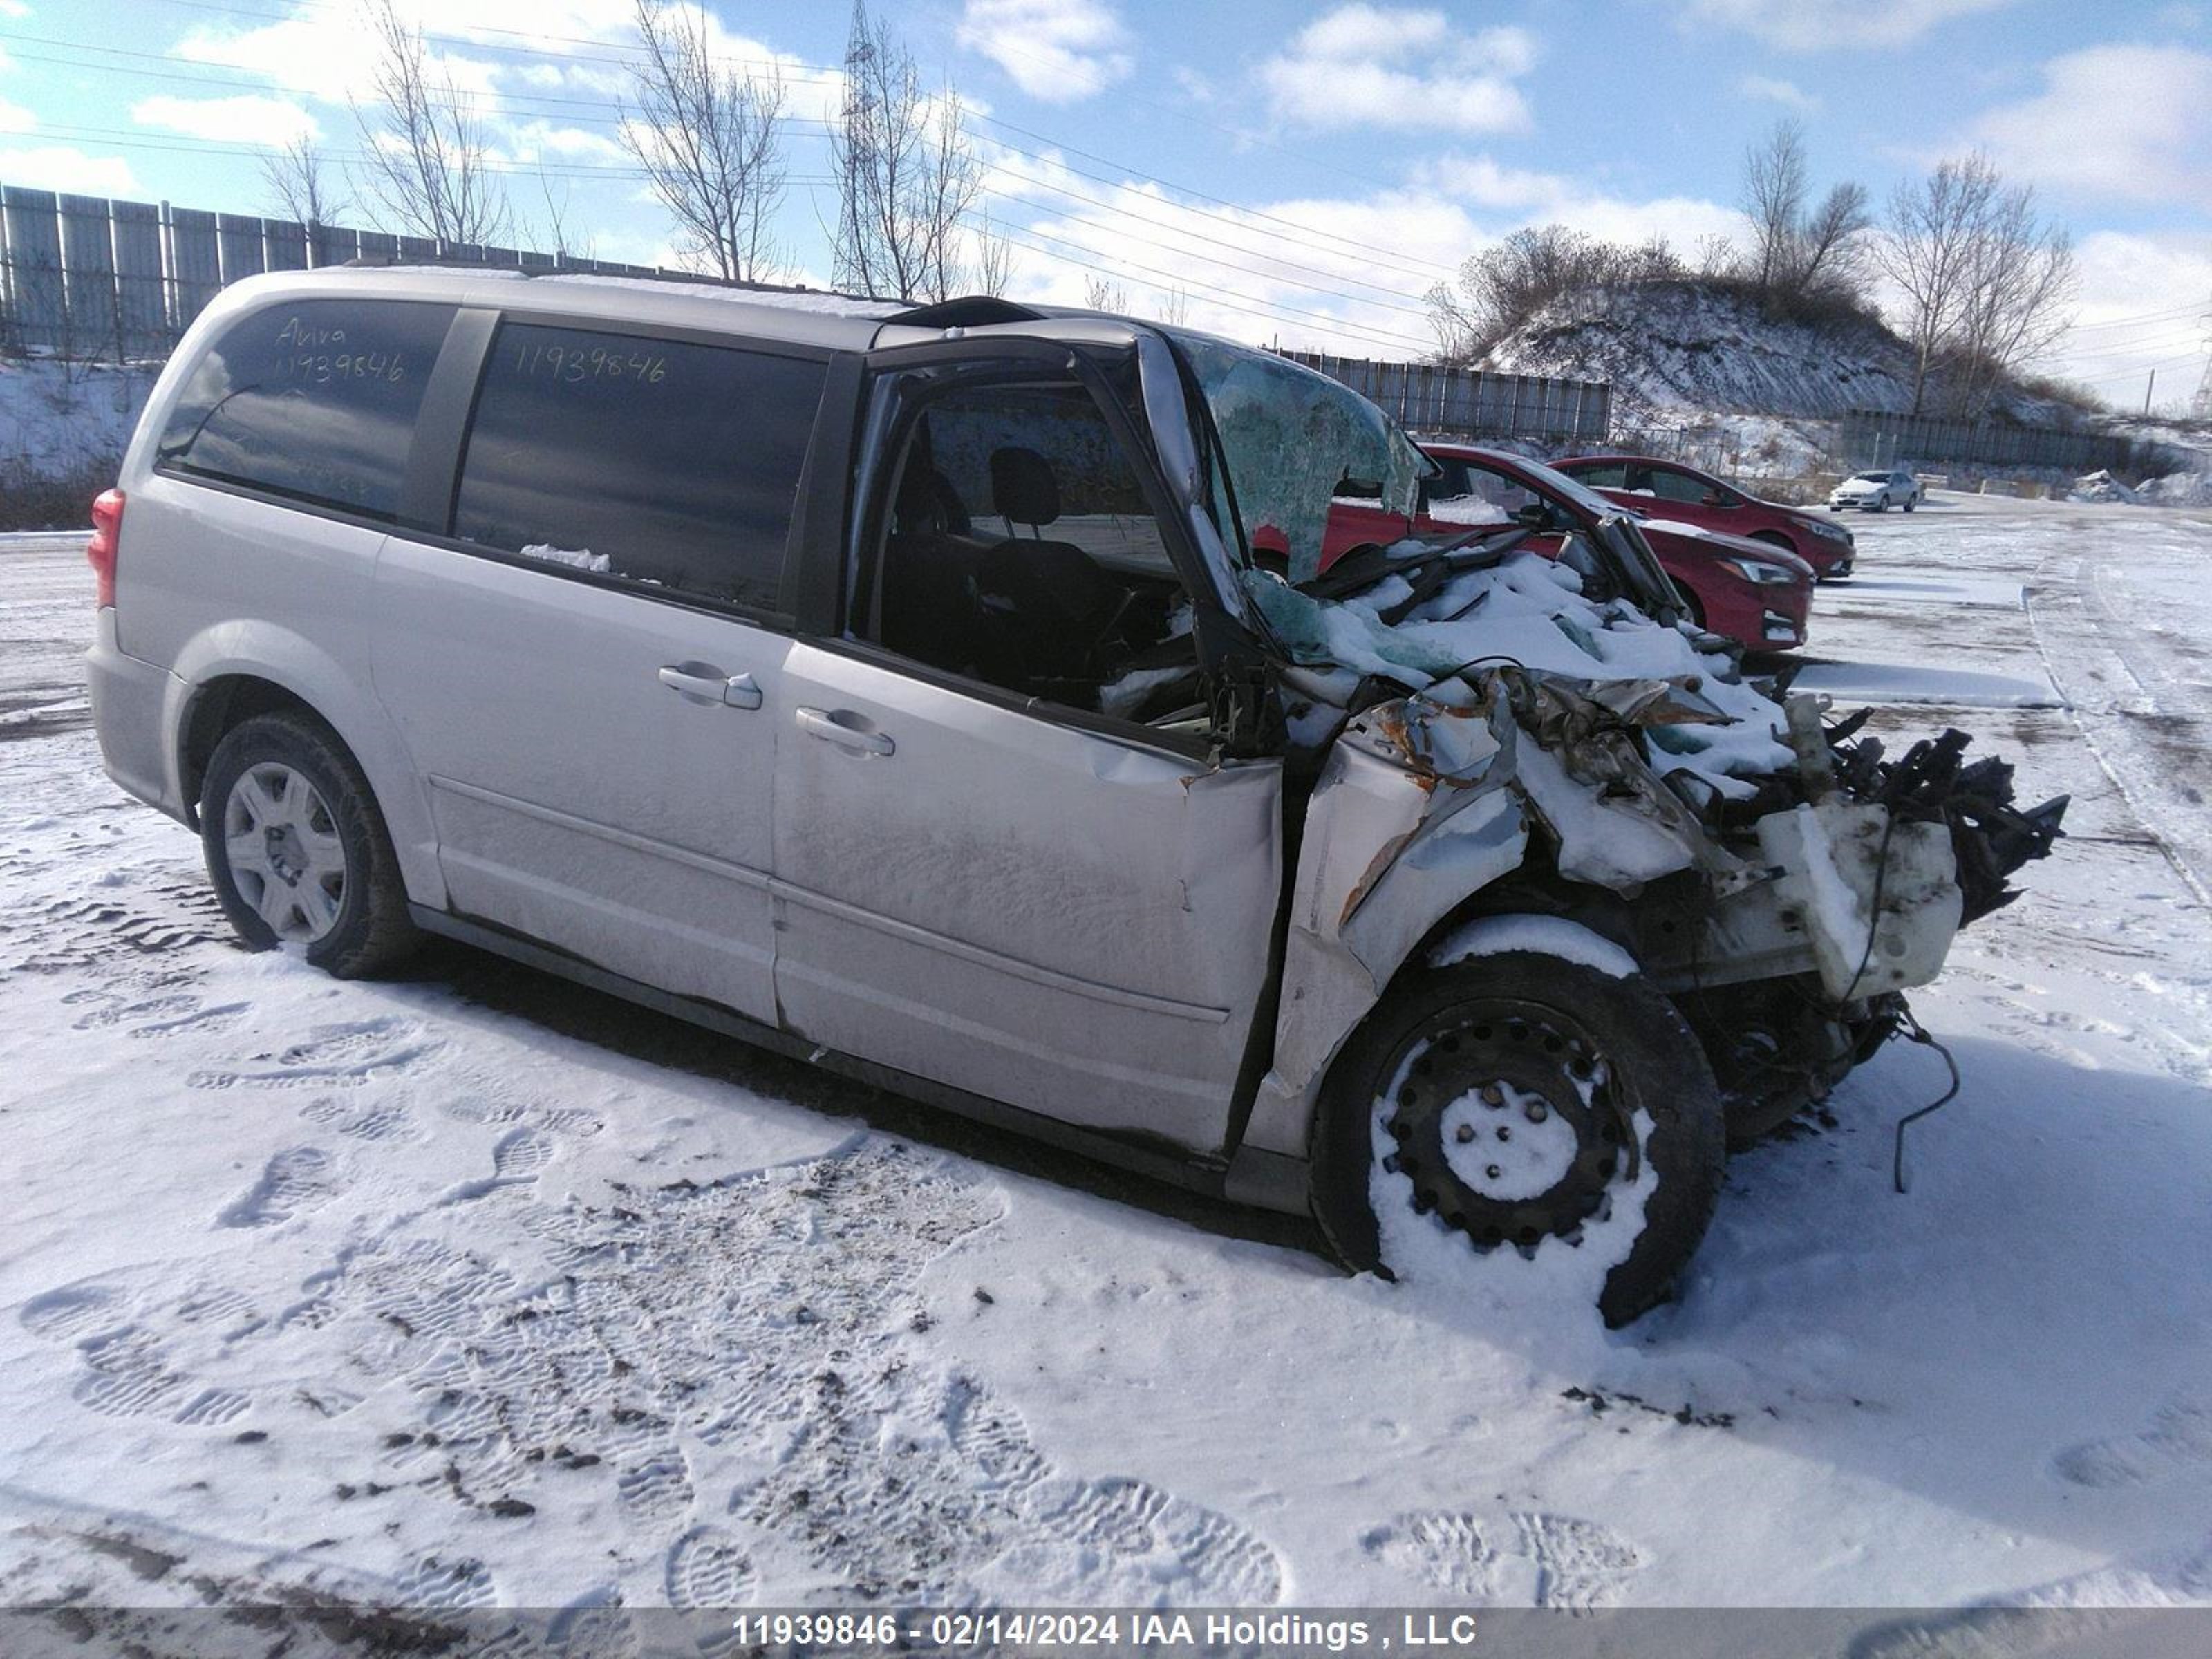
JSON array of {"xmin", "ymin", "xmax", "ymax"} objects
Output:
[
  {"xmin": 1311, "ymin": 954, "xmax": 1726, "ymax": 1327},
  {"xmin": 200, "ymin": 712, "xmax": 420, "ymax": 978}
]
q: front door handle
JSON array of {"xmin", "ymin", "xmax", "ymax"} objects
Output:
[
  {"xmin": 658, "ymin": 664, "xmax": 762, "ymax": 709},
  {"xmin": 796, "ymin": 706, "xmax": 894, "ymax": 756}
]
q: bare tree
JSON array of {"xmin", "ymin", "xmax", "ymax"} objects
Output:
[
  {"xmin": 1876, "ymin": 151, "xmax": 2070, "ymax": 416},
  {"xmin": 535, "ymin": 162, "xmax": 595, "ymax": 263},
  {"xmin": 352, "ymin": 0, "xmax": 511, "ymax": 245},
  {"xmin": 620, "ymin": 0, "xmax": 787, "ymax": 281},
  {"xmin": 1738, "ymin": 120, "xmax": 1872, "ymax": 314},
  {"xmin": 971, "ymin": 207, "xmax": 1013, "ymax": 297},
  {"xmin": 1082, "ymin": 275, "xmax": 1128, "ymax": 312},
  {"xmin": 1949, "ymin": 176, "xmax": 2077, "ymax": 417},
  {"xmin": 832, "ymin": 1, "xmax": 984, "ymax": 301},
  {"xmin": 261, "ymin": 135, "xmax": 349, "ymax": 227},
  {"xmin": 1791, "ymin": 180, "xmax": 1872, "ymax": 299},
  {"xmin": 1740, "ymin": 119, "xmax": 1810, "ymax": 295},
  {"xmin": 1155, "ymin": 285, "xmax": 1192, "ymax": 326}
]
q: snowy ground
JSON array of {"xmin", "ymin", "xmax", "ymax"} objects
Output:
[{"xmin": 2, "ymin": 495, "xmax": 2211, "ymax": 1632}]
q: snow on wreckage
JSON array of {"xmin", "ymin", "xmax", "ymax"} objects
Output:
[{"xmin": 1178, "ymin": 337, "xmax": 2068, "ymax": 1322}]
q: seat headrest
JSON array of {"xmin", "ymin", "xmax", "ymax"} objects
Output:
[{"xmin": 990, "ymin": 447, "xmax": 1060, "ymax": 528}]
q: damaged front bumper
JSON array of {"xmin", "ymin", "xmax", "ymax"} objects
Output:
[{"xmin": 1236, "ymin": 663, "xmax": 2065, "ymax": 1172}]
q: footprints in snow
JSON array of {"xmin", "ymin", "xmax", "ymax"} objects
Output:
[
  {"xmin": 189, "ymin": 1016, "xmax": 440, "ymax": 1092},
  {"xmin": 2053, "ymin": 1394, "xmax": 2212, "ymax": 1490},
  {"xmin": 5, "ymin": 883, "xmax": 227, "ymax": 974},
  {"xmin": 492, "ymin": 1127, "xmax": 555, "ymax": 1180},
  {"xmin": 219, "ymin": 1146, "xmax": 341, "ymax": 1229},
  {"xmin": 1366, "ymin": 1511, "xmax": 1497, "ymax": 1597},
  {"xmin": 1365, "ymin": 1509, "xmax": 1646, "ymax": 1611},
  {"xmin": 666, "ymin": 1527, "xmax": 757, "ymax": 1610}
]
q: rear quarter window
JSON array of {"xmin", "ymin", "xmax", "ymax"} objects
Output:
[
  {"xmin": 155, "ymin": 299, "xmax": 456, "ymax": 522},
  {"xmin": 452, "ymin": 321, "xmax": 828, "ymax": 612}
]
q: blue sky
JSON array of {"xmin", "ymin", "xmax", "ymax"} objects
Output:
[{"xmin": 1, "ymin": 0, "xmax": 2208, "ymax": 409}]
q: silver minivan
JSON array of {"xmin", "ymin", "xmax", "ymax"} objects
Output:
[{"xmin": 86, "ymin": 268, "xmax": 2062, "ymax": 1322}]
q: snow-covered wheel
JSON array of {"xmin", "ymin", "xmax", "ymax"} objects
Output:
[
  {"xmin": 200, "ymin": 711, "xmax": 420, "ymax": 978},
  {"xmin": 1311, "ymin": 953, "xmax": 1726, "ymax": 1327}
]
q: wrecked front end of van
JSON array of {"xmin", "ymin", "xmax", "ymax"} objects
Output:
[{"xmin": 1152, "ymin": 328, "xmax": 2065, "ymax": 1315}]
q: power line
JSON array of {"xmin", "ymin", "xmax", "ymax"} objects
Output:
[
  {"xmin": 19, "ymin": 118, "xmax": 839, "ymax": 185},
  {"xmin": 10, "ymin": 30, "xmax": 1454, "ymax": 316},
  {"xmin": 980, "ymin": 160, "xmax": 1437, "ymax": 317},
  {"xmin": 968, "ymin": 212, "xmax": 1437, "ymax": 354},
  {"xmin": 127, "ymin": 0, "xmax": 1472, "ymax": 280},
  {"xmin": 2065, "ymin": 304, "xmax": 2202, "ymax": 333}
]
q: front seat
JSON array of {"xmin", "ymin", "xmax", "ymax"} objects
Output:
[{"xmin": 975, "ymin": 446, "xmax": 1130, "ymax": 693}]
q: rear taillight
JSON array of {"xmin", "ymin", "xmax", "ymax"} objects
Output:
[{"xmin": 87, "ymin": 488, "xmax": 124, "ymax": 609}]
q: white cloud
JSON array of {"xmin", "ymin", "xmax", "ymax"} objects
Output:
[
  {"xmin": 1737, "ymin": 73, "xmax": 1820, "ymax": 111},
  {"xmin": 0, "ymin": 144, "xmax": 139, "ymax": 195},
  {"xmin": 1406, "ymin": 153, "xmax": 1570, "ymax": 211},
  {"xmin": 1681, "ymin": 0, "xmax": 2016, "ymax": 50},
  {"xmin": 507, "ymin": 118, "xmax": 626, "ymax": 162},
  {"xmin": 958, "ymin": 0, "xmax": 1134, "ymax": 101},
  {"xmin": 979, "ymin": 142, "xmax": 1742, "ymax": 357},
  {"xmin": 0, "ymin": 95, "xmax": 32, "ymax": 135},
  {"xmin": 1969, "ymin": 44, "xmax": 2212, "ymax": 205},
  {"xmin": 2047, "ymin": 230, "xmax": 2212, "ymax": 408},
  {"xmin": 0, "ymin": 0, "xmax": 28, "ymax": 18},
  {"xmin": 132, "ymin": 94, "xmax": 318, "ymax": 145},
  {"xmin": 1255, "ymin": 6, "xmax": 1540, "ymax": 134}
]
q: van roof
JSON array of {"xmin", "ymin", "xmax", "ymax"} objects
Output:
[{"xmin": 196, "ymin": 265, "xmax": 1147, "ymax": 357}]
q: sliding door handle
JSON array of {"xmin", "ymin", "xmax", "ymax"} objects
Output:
[{"xmin": 658, "ymin": 664, "xmax": 762, "ymax": 709}]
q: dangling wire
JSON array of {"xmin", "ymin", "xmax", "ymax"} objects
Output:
[{"xmin": 1891, "ymin": 1004, "xmax": 1961, "ymax": 1194}]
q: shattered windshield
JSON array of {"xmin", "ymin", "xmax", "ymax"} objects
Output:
[{"xmin": 1166, "ymin": 330, "xmax": 1429, "ymax": 583}]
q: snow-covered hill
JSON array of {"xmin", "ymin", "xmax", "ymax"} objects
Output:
[{"xmin": 1478, "ymin": 280, "xmax": 2080, "ymax": 428}]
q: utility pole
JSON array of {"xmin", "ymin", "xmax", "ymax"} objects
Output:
[
  {"xmin": 2191, "ymin": 288, "xmax": 2212, "ymax": 422},
  {"xmin": 2144, "ymin": 368, "xmax": 2155, "ymax": 415}
]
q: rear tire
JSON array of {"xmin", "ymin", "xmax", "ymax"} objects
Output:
[
  {"xmin": 1311, "ymin": 953, "xmax": 1726, "ymax": 1327},
  {"xmin": 200, "ymin": 712, "xmax": 420, "ymax": 979}
]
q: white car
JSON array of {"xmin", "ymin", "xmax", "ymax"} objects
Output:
[{"xmin": 1829, "ymin": 468, "xmax": 1922, "ymax": 512}]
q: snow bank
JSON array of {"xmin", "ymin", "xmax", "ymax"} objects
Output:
[
  {"xmin": 2068, "ymin": 469, "xmax": 2138, "ymax": 505},
  {"xmin": 2134, "ymin": 470, "xmax": 2212, "ymax": 507},
  {"xmin": 1481, "ymin": 278, "xmax": 2087, "ymax": 427},
  {"xmin": 1246, "ymin": 550, "xmax": 1794, "ymax": 791},
  {"xmin": 0, "ymin": 355, "xmax": 157, "ymax": 477}
]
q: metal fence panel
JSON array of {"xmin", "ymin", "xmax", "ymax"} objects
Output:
[
  {"xmin": 216, "ymin": 212, "xmax": 265, "ymax": 285},
  {"xmin": 1834, "ymin": 409, "xmax": 2177, "ymax": 478},
  {"xmin": 3, "ymin": 186, "xmax": 64, "ymax": 351},
  {"xmin": 263, "ymin": 219, "xmax": 307, "ymax": 271},
  {"xmin": 310, "ymin": 222, "xmax": 360, "ymax": 267},
  {"xmin": 58, "ymin": 194, "xmax": 118, "ymax": 356},
  {"xmin": 112, "ymin": 198, "xmax": 167, "ymax": 355},
  {"xmin": 168, "ymin": 207, "xmax": 221, "ymax": 332},
  {"xmin": 1275, "ymin": 349, "xmax": 1614, "ymax": 446}
]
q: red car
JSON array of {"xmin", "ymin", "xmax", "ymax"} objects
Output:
[
  {"xmin": 1268, "ymin": 443, "xmax": 1812, "ymax": 653},
  {"xmin": 1550, "ymin": 453, "xmax": 1856, "ymax": 579}
]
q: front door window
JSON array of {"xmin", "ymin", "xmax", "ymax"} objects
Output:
[{"xmin": 852, "ymin": 379, "xmax": 1205, "ymax": 729}]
